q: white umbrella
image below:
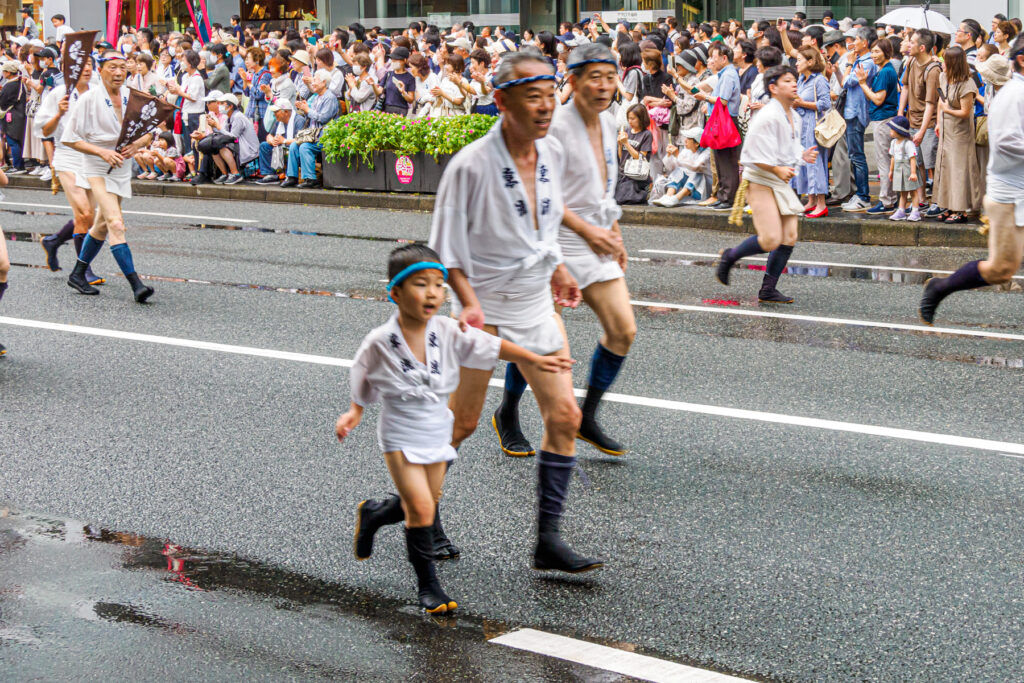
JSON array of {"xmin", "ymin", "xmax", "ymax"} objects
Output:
[{"xmin": 875, "ymin": 6, "xmax": 955, "ymax": 34}]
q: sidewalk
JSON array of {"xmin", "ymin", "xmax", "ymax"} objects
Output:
[{"xmin": 6, "ymin": 175, "xmax": 986, "ymax": 248}]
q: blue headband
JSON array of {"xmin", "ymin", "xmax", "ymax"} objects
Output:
[
  {"xmin": 568, "ymin": 58, "xmax": 617, "ymax": 70},
  {"xmin": 386, "ymin": 261, "xmax": 448, "ymax": 303},
  {"xmin": 494, "ymin": 73, "xmax": 557, "ymax": 90}
]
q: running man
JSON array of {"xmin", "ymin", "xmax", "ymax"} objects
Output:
[
  {"xmin": 61, "ymin": 51, "xmax": 154, "ymax": 303},
  {"xmin": 919, "ymin": 40, "xmax": 1024, "ymax": 324},
  {"xmin": 493, "ymin": 42, "xmax": 636, "ymax": 457},
  {"xmin": 431, "ymin": 48, "xmax": 603, "ymax": 572},
  {"xmin": 715, "ymin": 65, "xmax": 819, "ymax": 303},
  {"xmin": 38, "ymin": 57, "xmax": 104, "ymax": 286}
]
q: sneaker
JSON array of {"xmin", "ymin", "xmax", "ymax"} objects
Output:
[
  {"xmin": 888, "ymin": 208, "xmax": 907, "ymax": 221},
  {"xmin": 224, "ymin": 173, "xmax": 244, "ymax": 185},
  {"xmin": 256, "ymin": 175, "xmax": 280, "ymax": 185},
  {"xmin": 866, "ymin": 200, "xmax": 895, "ymax": 215},
  {"xmin": 29, "ymin": 166, "xmax": 44, "ymax": 176},
  {"xmin": 907, "ymin": 209, "xmax": 922, "ymax": 222},
  {"xmin": 212, "ymin": 174, "xmax": 228, "ymax": 185},
  {"xmin": 655, "ymin": 194, "xmax": 680, "ymax": 207},
  {"xmin": 168, "ymin": 174, "xmax": 181, "ymax": 182},
  {"xmin": 38, "ymin": 167, "xmax": 52, "ymax": 182},
  {"xmin": 710, "ymin": 200, "xmax": 733, "ymax": 211},
  {"xmin": 842, "ymin": 196, "xmax": 872, "ymax": 212},
  {"xmin": 924, "ymin": 204, "xmax": 945, "ymax": 218},
  {"xmin": 7, "ymin": 168, "xmax": 27, "ymax": 176}
]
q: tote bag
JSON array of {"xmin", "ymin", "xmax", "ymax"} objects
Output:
[
  {"xmin": 815, "ymin": 86, "xmax": 846, "ymax": 148},
  {"xmin": 699, "ymin": 98, "xmax": 741, "ymax": 150}
]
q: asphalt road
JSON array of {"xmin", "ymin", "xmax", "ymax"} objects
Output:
[{"xmin": 2, "ymin": 187, "xmax": 1023, "ymax": 681}]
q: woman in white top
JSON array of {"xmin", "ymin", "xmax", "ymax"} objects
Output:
[
  {"xmin": 163, "ymin": 49, "xmax": 206, "ymax": 166},
  {"xmin": 345, "ymin": 54, "xmax": 378, "ymax": 113},
  {"xmin": 426, "ymin": 55, "xmax": 467, "ymax": 118},
  {"xmin": 407, "ymin": 52, "xmax": 437, "ymax": 118},
  {"xmin": 127, "ymin": 53, "xmax": 160, "ymax": 95},
  {"xmin": 715, "ymin": 65, "xmax": 819, "ymax": 303}
]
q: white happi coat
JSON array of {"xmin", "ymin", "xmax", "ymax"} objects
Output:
[
  {"xmin": 350, "ymin": 313, "xmax": 501, "ymax": 464},
  {"xmin": 550, "ymin": 100, "xmax": 624, "ymax": 290},
  {"xmin": 739, "ymin": 98, "xmax": 806, "ymax": 215},
  {"xmin": 60, "ymin": 84, "xmax": 133, "ymax": 198},
  {"xmin": 429, "ymin": 120, "xmax": 567, "ymax": 355},
  {"xmin": 37, "ymin": 84, "xmax": 87, "ymax": 177}
]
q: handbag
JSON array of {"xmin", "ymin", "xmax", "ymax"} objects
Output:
[
  {"xmin": 814, "ymin": 82, "xmax": 846, "ymax": 148},
  {"xmin": 623, "ymin": 152, "xmax": 650, "ymax": 181},
  {"xmin": 374, "ymin": 72, "xmax": 390, "ymax": 111},
  {"xmin": 699, "ymin": 98, "xmax": 741, "ymax": 150},
  {"xmin": 975, "ymin": 115, "xmax": 988, "ymax": 146},
  {"xmin": 270, "ymin": 143, "xmax": 286, "ymax": 171},
  {"xmin": 294, "ymin": 124, "xmax": 323, "ymax": 145}
]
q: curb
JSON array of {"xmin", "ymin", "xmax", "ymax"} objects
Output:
[{"xmin": 6, "ymin": 175, "xmax": 986, "ymax": 248}]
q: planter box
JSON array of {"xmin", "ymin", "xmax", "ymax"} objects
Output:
[
  {"xmin": 322, "ymin": 153, "xmax": 387, "ymax": 191},
  {"xmin": 323, "ymin": 151, "xmax": 454, "ymax": 193}
]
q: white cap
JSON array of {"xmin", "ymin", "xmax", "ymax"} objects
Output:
[
  {"xmin": 217, "ymin": 92, "xmax": 240, "ymax": 106},
  {"xmin": 203, "ymin": 89, "xmax": 224, "ymax": 102},
  {"xmin": 269, "ymin": 99, "xmax": 295, "ymax": 112},
  {"xmin": 446, "ymin": 36, "xmax": 473, "ymax": 51},
  {"xmin": 11, "ymin": 36, "xmax": 28, "ymax": 46}
]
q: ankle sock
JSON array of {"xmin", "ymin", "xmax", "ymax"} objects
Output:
[
  {"xmin": 730, "ymin": 234, "xmax": 766, "ymax": 261},
  {"xmin": 77, "ymin": 235, "xmax": 104, "ymax": 264},
  {"xmin": 109, "ymin": 243, "xmax": 136, "ymax": 276},
  {"xmin": 765, "ymin": 245, "xmax": 794, "ymax": 279}
]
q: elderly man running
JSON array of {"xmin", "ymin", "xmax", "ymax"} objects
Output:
[
  {"xmin": 494, "ymin": 42, "xmax": 635, "ymax": 457},
  {"xmin": 62, "ymin": 51, "xmax": 154, "ymax": 303},
  {"xmin": 355, "ymin": 48, "xmax": 605, "ymax": 573}
]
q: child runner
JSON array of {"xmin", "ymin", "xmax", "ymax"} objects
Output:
[
  {"xmin": 885, "ymin": 116, "xmax": 922, "ymax": 221},
  {"xmin": 336, "ymin": 244, "xmax": 574, "ymax": 613}
]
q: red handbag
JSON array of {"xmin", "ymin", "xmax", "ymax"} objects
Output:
[{"xmin": 699, "ymin": 98, "xmax": 741, "ymax": 150}]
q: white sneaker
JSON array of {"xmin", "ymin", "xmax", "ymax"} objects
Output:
[
  {"xmin": 38, "ymin": 167, "xmax": 52, "ymax": 182},
  {"xmin": 660, "ymin": 194, "xmax": 680, "ymax": 208},
  {"xmin": 29, "ymin": 166, "xmax": 44, "ymax": 176},
  {"xmin": 842, "ymin": 196, "xmax": 872, "ymax": 212}
]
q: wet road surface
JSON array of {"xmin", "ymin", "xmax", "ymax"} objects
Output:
[{"xmin": 2, "ymin": 188, "xmax": 1024, "ymax": 681}]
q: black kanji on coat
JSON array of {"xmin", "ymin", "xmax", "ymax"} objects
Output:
[
  {"xmin": 514, "ymin": 200, "xmax": 528, "ymax": 217},
  {"xmin": 540, "ymin": 198, "xmax": 551, "ymax": 216},
  {"xmin": 389, "ymin": 333, "xmax": 401, "ymax": 350},
  {"xmin": 428, "ymin": 332, "xmax": 439, "ymax": 348},
  {"xmin": 538, "ymin": 164, "xmax": 550, "ymax": 183},
  {"xmin": 502, "ymin": 167, "xmax": 518, "ymax": 188},
  {"xmin": 430, "ymin": 360, "xmax": 440, "ymax": 374},
  {"xmin": 400, "ymin": 358, "xmax": 414, "ymax": 373}
]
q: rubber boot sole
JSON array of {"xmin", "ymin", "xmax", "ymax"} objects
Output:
[
  {"xmin": 576, "ymin": 432, "xmax": 627, "ymax": 456},
  {"xmin": 353, "ymin": 500, "xmax": 369, "ymax": 561},
  {"xmin": 532, "ymin": 560, "xmax": 605, "ymax": 574},
  {"xmin": 491, "ymin": 414, "xmax": 535, "ymax": 457},
  {"xmin": 424, "ymin": 601, "xmax": 458, "ymax": 614},
  {"xmin": 41, "ymin": 240, "xmax": 61, "ymax": 271}
]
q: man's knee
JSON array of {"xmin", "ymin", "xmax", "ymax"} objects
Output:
[
  {"xmin": 452, "ymin": 414, "xmax": 479, "ymax": 444},
  {"xmin": 760, "ymin": 234, "xmax": 783, "ymax": 252},
  {"xmin": 607, "ymin": 319, "xmax": 637, "ymax": 351},
  {"xmin": 0, "ymin": 257, "xmax": 9, "ymax": 277},
  {"xmin": 404, "ymin": 497, "xmax": 435, "ymax": 527},
  {"xmin": 105, "ymin": 219, "xmax": 126, "ymax": 242},
  {"xmin": 544, "ymin": 394, "xmax": 582, "ymax": 438}
]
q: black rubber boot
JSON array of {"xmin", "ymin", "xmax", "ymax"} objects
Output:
[
  {"xmin": 919, "ymin": 278, "xmax": 943, "ymax": 325},
  {"xmin": 492, "ymin": 405, "xmax": 534, "ymax": 457},
  {"xmin": 758, "ymin": 275, "xmax": 794, "ymax": 303},
  {"xmin": 533, "ymin": 451, "xmax": 604, "ymax": 573},
  {"xmin": 125, "ymin": 272, "xmax": 154, "ymax": 303},
  {"xmin": 353, "ymin": 494, "xmax": 404, "ymax": 560},
  {"xmin": 41, "ymin": 220, "xmax": 75, "ymax": 271},
  {"xmin": 715, "ymin": 247, "xmax": 737, "ymax": 286},
  {"xmin": 72, "ymin": 234, "xmax": 105, "ymax": 285},
  {"xmin": 67, "ymin": 260, "xmax": 100, "ymax": 295},
  {"xmin": 431, "ymin": 503, "xmax": 460, "ymax": 560},
  {"xmin": 406, "ymin": 525, "xmax": 456, "ymax": 613},
  {"xmin": 577, "ymin": 386, "xmax": 626, "ymax": 455}
]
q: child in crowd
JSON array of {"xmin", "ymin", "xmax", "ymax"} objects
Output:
[
  {"xmin": 149, "ymin": 132, "xmax": 180, "ymax": 181},
  {"xmin": 651, "ymin": 127, "xmax": 711, "ymax": 207},
  {"xmin": 335, "ymin": 245, "xmax": 574, "ymax": 614},
  {"xmin": 885, "ymin": 116, "xmax": 921, "ymax": 222}
]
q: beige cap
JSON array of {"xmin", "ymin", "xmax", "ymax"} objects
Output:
[{"xmin": 292, "ymin": 49, "xmax": 311, "ymax": 65}]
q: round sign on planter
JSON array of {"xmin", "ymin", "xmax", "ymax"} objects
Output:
[{"xmin": 395, "ymin": 155, "xmax": 414, "ymax": 185}]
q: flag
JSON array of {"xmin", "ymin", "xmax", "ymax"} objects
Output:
[
  {"xmin": 115, "ymin": 88, "xmax": 178, "ymax": 155},
  {"xmin": 61, "ymin": 31, "xmax": 98, "ymax": 94},
  {"xmin": 106, "ymin": 0, "xmax": 123, "ymax": 45},
  {"xmin": 137, "ymin": 0, "xmax": 150, "ymax": 30},
  {"xmin": 184, "ymin": 0, "xmax": 212, "ymax": 45}
]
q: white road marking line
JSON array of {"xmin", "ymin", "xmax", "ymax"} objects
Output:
[
  {"xmin": 629, "ymin": 300, "xmax": 1024, "ymax": 342},
  {"xmin": 491, "ymin": 628, "xmax": 749, "ymax": 682},
  {"xmin": 3, "ymin": 315, "xmax": 1023, "ymax": 456},
  {"xmin": 640, "ymin": 249, "xmax": 1024, "ymax": 281},
  {"xmin": 0, "ymin": 201, "xmax": 258, "ymax": 224}
]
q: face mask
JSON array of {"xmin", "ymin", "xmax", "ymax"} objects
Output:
[
  {"xmin": 168, "ymin": 46, "xmax": 177, "ymax": 56},
  {"xmin": 353, "ymin": 64, "xmax": 363, "ymax": 75},
  {"xmin": 556, "ymin": 43, "xmax": 565, "ymax": 53}
]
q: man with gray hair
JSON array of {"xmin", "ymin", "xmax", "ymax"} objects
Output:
[
  {"xmin": 494, "ymin": 42, "xmax": 635, "ymax": 458},
  {"xmin": 282, "ymin": 69, "xmax": 339, "ymax": 188},
  {"xmin": 428, "ymin": 48, "xmax": 605, "ymax": 573},
  {"xmin": 839, "ymin": 26, "xmax": 876, "ymax": 212}
]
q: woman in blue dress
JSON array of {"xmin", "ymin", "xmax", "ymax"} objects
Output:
[{"xmin": 792, "ymin": 45, "xmax": 832, "ymax": 218}]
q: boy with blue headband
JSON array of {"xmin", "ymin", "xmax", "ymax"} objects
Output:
[{"xmin": 336, "ymin": 244, "xmax": 573, "ymax": 613}]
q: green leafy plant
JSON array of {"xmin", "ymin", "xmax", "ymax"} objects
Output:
[{"xmin": 320, "ymin": 112, "xmax": 497, "ymax": 168}]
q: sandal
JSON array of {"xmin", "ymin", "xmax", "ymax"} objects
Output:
[
  {"xmin": 944, "ymin": 213, "xmax": 969, "ymax": 224},
  {"xmin": 934, "ymin": 210, "xmax": 951, "ymax": 221}
]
